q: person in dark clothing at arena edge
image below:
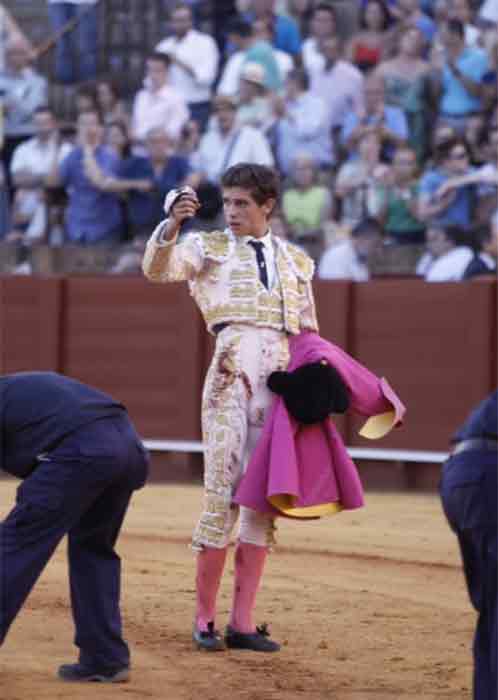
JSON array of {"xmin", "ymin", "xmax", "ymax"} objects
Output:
[
  {"xmin": 0, "ymin": 372, "xmax": 149, "ymax": 683},
  {"xmin": 439, "ymin": 391, "xmax": 497, "ymax": 700}
]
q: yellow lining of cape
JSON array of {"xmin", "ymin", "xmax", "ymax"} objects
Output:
[
  {"xmin": 359, "ymin": 410, "xmax": 396, "ymax": 440},
  {"xmin": 268, "ymin": 494, "xmax": 343, "ymax": 518}
]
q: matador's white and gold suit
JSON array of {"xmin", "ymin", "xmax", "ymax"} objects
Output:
[{"xmin": 142, "ymin": 222, "xmax": 318, "ymax": 551}]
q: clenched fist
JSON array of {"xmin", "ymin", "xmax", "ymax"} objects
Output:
[{"xmin": 164, "ymin": 186, "xmax": 200, "ymax": 225}]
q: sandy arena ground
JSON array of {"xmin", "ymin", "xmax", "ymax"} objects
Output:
[{"xmin": 0, "ymin": 482, "xmax": 475, "ymax": 700}]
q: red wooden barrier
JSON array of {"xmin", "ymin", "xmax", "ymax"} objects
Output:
[
  {"xmin": 60, "ymin": 277, "xmax": 205, "ymax": 440},
  {"xmin": 313, "ymin": 280, "xmax": 352, "ymax": 440},
  {"xmin": 347, "ymin": 279, "xmax": 496, "ymax": 450},
  {"xmin": 0, "ymin": 277, "xmax": 61, "ymax": 373}
]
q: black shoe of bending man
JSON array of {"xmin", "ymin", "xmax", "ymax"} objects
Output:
[
  {"xmin": 225, "ymin": 623, "xmax": 280, "ymax": 652},
  {"xmin": 192, "ymin": 621, "xmax": 226, "ymax": 651},
  {"xmin": 57, "ymin": 663, "xmax": 130, "ymax": 683}
]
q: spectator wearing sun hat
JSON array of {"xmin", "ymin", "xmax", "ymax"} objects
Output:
[
  {"xmin": 219, "ymin": 17, "xmax": 282, "ymax": 95},
  {"xmin": 236, "ymin": 63, "xmax": 274, "ymax": 133}
]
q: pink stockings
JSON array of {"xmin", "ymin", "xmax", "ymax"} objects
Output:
[
  {"xmin": 195, "ymin": 542, "xmax": 268, "ymax": 633},
  {"xmin": 229, "ymin": 542, "xmax": 267, "ymax": 633},
  {"xmin": 195, "ymin": 546, "xmax": 228, "ymax": 632}
]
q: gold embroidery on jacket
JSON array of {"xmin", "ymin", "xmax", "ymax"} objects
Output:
[
  {"xmin": 202, "ymin": 230, "xmax": 231, "ymax": 260},
  {"xmin": 143, "ymin": 228, "xmax": 318, "ymax": 335}
]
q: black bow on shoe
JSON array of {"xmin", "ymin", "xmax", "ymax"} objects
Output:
[
  {"xmin": 193, "ymin": 621, "xmax": 226, "ymax": 651},
  {"xmin": 224, "ymin": 623, "xmax": 280, "ymax": 652}
]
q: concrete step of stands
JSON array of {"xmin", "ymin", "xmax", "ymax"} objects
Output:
[{"xmin": 0, "ymin": 242, "xmax": 424, "ymax": 277}]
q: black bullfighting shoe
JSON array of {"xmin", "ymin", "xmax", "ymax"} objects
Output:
[
  {"xmin": 224, "ymin": 623, "xmax": 281, "ymax": 652},
  {"xmin": 192, "ymin": 621, "xmax": 226, "ymax": 651},
  {"xmin": 57, "ymin": 662, "xmax": 130, "ymax": 683}
]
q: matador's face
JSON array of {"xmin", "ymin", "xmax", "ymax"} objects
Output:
[{"xmin": 222, "ymin": 187, "xmax": 274, "ymax": 239}]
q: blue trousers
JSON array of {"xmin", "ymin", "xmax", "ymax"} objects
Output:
[
  {"xmin": 440, "ymin": 450, "xmax": 497, "ymax": 700},
  {"xmin": 0, "ymin": 415, "xmax": 148, "ymax": 669},
  {"xmin": 48, "ymin": 2, "xmax": 98, "ymax": 84}
]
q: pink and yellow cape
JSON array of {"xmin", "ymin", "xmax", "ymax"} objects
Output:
[{"xmin": 234, "ymin": 331, "xmax": 406, "ymax": 519}]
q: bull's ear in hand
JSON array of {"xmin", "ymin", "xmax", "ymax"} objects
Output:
[{"xmin": 163, "ymin": 188, "xmax": 184, "ymax": 217}]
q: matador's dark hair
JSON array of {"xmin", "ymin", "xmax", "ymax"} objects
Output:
[{"xmin": 221, "ymin": 163, "xmax": 280, "ymax": 206}]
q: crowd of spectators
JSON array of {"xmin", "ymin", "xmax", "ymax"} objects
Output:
[{"xmin": 0, "ymin": 0, "xmax": 497, "ymax": 280}]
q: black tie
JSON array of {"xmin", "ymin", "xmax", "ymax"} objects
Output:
[{"xmin": 248, "ymin": 240, "xmax": 269, "ymax": 289}]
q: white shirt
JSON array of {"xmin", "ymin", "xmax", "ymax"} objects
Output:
[
  {"xmin": 275, "ymin": 50, "xmax": 293, "ymax": 82},
  {"xmin": 479, "ymin": 252, "xmax": 496, "ymax": 272},
  {"xmin": 302, "ymin": 38, "xmax": 324, "ymax": 74},
  {"xmin": 464, "ymin": 24, "xmax": 481, "ymax": 47},
  {"xmin": 131, "ymin": 82, "xmax": 189, "ymax": 142},
  {"xmin": 241, "ymin": 231, "xmax": 277, "ymax": 290},
  {"xmin": 476, "ymin": 162, "xmax": 498, "ymax": 197},
  {"xmin": 479, "ymin": 0, "xmax": 498, "ymax": 23},
  {"xmin": 416, "ymin": 246, "xmax": 475, "ymax": 281},
  {"xmin": 156, "ymin": 29, "xmax": 219, "ymax": 104},
  {"xmin": 10, "ymin": 136, "xmax": 73, "ymax": 178},
  {"xmin": 318, "ymin": 239, "xmax": 369, "ymax": 281},
  {"xmin": 193, "ymin": 125, "xmax": 274, "ymax": 183},
  {"xmin": 217, "ymin": 49, "xmax": 293, "ymax": 97},
  {"xmin": 309, "ymin": 59, "xmax": 364, "ymax": 129}
]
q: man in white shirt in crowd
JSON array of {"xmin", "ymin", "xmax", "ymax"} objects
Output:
[
  {"xmin": 272, "ymin": 68, "xmax": 332, "ymax": 175},
  {"xmin": 156, "ymin": 2, "xmax": 219, "ymax": 132},
  {"xmin": 302, "ymin": 2, "xmax": 339, "ymax": 74},
  {"xmin": 192, "ymin": 95, "xmax": 274, "ymax": 184},
  {"xmin": 416, "ymin": 225, "xmax": 474, "ymax": 281},
  {"xmin": 7, "ymin": 105, "xmax": 72, "ymax": 245},
  {"xmin": 10, "ymin": 105, "xmax": 72, "ymax": 191},
  {"xmin": 318, "ymin": 217, "xmax": 382, "ymax": 281},
  {"xmin": 308, "ymin": 35, "xmax": 364, "ymax": 139},
  {"xmin": 131, "ymin": 52, "xmax": 189, "ymax": 147}
]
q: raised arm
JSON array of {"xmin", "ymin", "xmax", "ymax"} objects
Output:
[
  {"xmin": 418, "ymin": 188, "xmax": 456, "ymax": 222},
  {"xmin": 436, "ymin": 171, "xmax": 498, "ymax": 198}
]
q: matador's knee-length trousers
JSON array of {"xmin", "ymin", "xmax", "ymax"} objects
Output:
[{"xmin": 192, "ymin": 325, "xmax": 289, "ymax": 551}]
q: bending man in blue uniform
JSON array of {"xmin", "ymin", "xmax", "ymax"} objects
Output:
[
  {"xmin": 439, "ymin": 391, "xmax": 497, "ymax": 700},
  {"xmin": 0, "ymin": 372, "xmax": 149, "ymax": 683}
]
